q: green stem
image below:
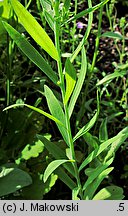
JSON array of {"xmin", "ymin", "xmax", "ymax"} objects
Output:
[
  {"xmin": 26, "ymin": 0, "xmax": 32, "ymax": 9},
  {"xmin": 106, "ymin": 3, "xmax": 113, "ymax": 30},
  {"xmin": 53, "ymin": 1, "xmax": 83, "ymax": 199}
]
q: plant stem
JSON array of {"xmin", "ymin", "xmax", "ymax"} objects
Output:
[
  {"xmin": 53, "ymin": 1, "xmax": 83, "ymax": 199},
  {"xmin": 26, "ymin": 0, "xmax": 32, "ymax": 9}
]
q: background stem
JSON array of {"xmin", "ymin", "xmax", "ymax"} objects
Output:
[{"xmin": 76, "ymin": 5, "xmax": 103, "ymax": 127}]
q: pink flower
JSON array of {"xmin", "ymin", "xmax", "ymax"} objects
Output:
[{"xmin": 77, "ymin": 22, "xmax": 84, "ymax": 29}]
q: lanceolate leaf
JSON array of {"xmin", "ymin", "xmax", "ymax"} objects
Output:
[
  {"xmin": 65, "ymin": 0, "xmax": 110, "ymax": 24},
  {"xmin": 83, "ymin": 158, "xmax": 113, "ymax": 191},
  {"xmin": 40, "ymin": 0, "xmax": 54, "ymax": 30},
  {"xmin": 3, "ymin": 104, "xmax": 64, "ymax": 126},
  {"xmin": 69, "ymin": 47, "xmax": 87, "ymax": 118},
  {"xmin": 10, "ymin": 0, "xmax": 59, "ymax": 60},
  {"xmin": 37, "ymin": 135, "xmax": 75, "ymax": 177},
  {"xmin": 101, "ymin": 31, "xmax": 124, "ymax": 40},
  {"xmin": 84, "ymin": 167, "xmax": 114, "ymax": 200},
  {"xmin": 93, "ymin": 186, "xmax": 124, "ymax": 200},
  {"xmin": 2, "ymin": 21, "xmax": 58, "ymax": 84},
  {"xmin": 104, "ymin": 126, "xmax": 128, "ymax": 162},
  {"xmin": 43, "ymin": 159, "xmax": 74, "ymax": 183},
  {"xmin": 36, "ymin": 137, "xmax": 76, "ymax": 189},
  {"xmin": 44, "ymin": 85, "xmax": 69, "ymax": 145},
  {"xmin": 40, "ymin": 0, "xmax": 52, "ymax": 10},
  {"xmin": 43, "ymin": 10, "xmax": 54, "ymax": 30},
  {"xmin": 64, "ymin": 59, "xmax": 76, "ymax": 105},
  {"xmin": 96, "ymin": 71, "xmax": 127, "ymax": 86},
  {"xmin": 55, "ymin": 167, "xmax": 76, "ymax": 190},
  {"xmin": 79, "ymin": 127, "xmax": 128, "ymax": 172},
  {"xmin": 73, "ymin": 112, "xmax": 98, "ymax": 142}
]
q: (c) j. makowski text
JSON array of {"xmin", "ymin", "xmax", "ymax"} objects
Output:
[{"xmin": 19, "ymin": 202, "xmax": 79, "ymax": 212}]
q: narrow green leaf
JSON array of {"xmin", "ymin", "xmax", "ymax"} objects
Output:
[
  {"xmin": 37, "ymin": 136, "xmax": 66, "ymax": 159},
  {"xmin": 108, "ymin": 112, "xmax": 124, "ymax": 121},
  {"xmin": 83, "ymin": 158, "xmax": 113, "ymax": 191},
  {"xmin": 99, "ymin": 118, "xmax": 108, "ymax": 142},
  {"xmin": 104, "ymin": 127, "xmax": 128, "ymax": 162},
  {"xmin": 3, "ymin": 103, "xmax": 64, "ymax": 126},
  {"xmin": 101, "ymin": 31, "xmax": 124, "ymax": 40},
  {"xmin": 73, "ymin": 112, "xmax": 98, "ymax": 142},
  {"xmin": 93, "ymin": 186, "xmax": 124, "ymax": 200},
  {"xmin": 64, "ymin": 59, "xmax": 76, "ymax": 105},
  {"xmin": 79, "ymin": 127, "xmax": 128, "ymax": 171},
  {"xmin": 44, "ymin": 85, "xmax": 69, "ymax": 145},
  {"xmin": 84, "ymin": 167, "xmax": 114, "ymax": 200},
  {"xmin": 39, "ymin": 0, "xmax": 54, "ymax": 30},
  {"xmin": 40, "ymin": 0, "xmax": 52, "ymax": 10},
  {"xmin": 55, "ymin": 167, "xmax": 76, "ymax": 190},
  {"xmin": 11, "ymin": 0, "xmax": 59, "ymax": 60},
  {"xmin": 2, "ymin": 21, "xmax": 58, "ymax": 84},
  {"xmin": 37, "ymin": 135, "xmax": 75, "ymax": 177},
  {"xmin": 43, "ymin": 159, "xmax": 74, "ymax": 182},
  {"xmin": 69, "ymin": 47, "xmax": 87, "ymax": 118},
  {"xmin": 96, "ymin": 71, "xmax": 127, "ymax": 86},
  {"xmin": 65, "ymin": 0, "xmax": 110, "ymax": 24},
  {"xmin": 43, "ymin": 9, "xmax": 54, "ymax": 30}
]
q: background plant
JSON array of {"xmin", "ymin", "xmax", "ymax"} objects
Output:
[{"xmin": 0, "ymin": 0, "xmax": 128, "ymax": 200}]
